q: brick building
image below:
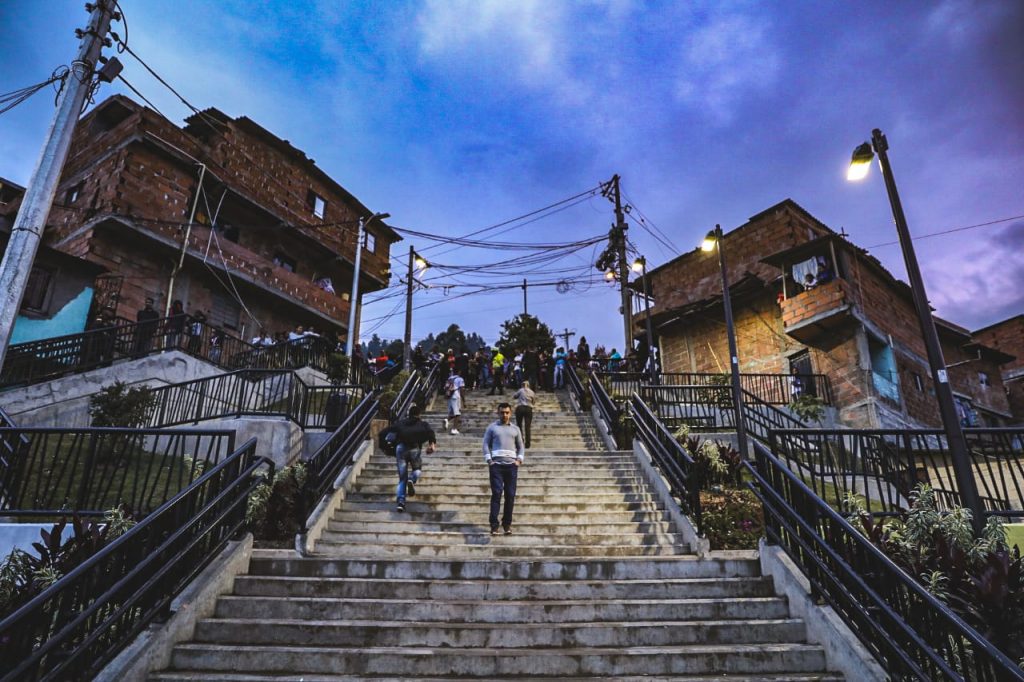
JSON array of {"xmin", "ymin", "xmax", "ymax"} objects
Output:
[
  {"xmin": 639, "ymin": 199, "xmax": 1015, "ymax": 429},
  {"xmin": 973, "ymin": 315, "xmax": 1024, "ymax": 423},
  {"xmin": 0, "ymin": 95, "xmax": 399, "ymax": 343}
]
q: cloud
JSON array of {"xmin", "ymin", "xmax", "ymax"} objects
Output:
[
  {"xmin": 673, "ymin": 12, "xmax": 782, "ymax": 125},
  {"xmin": 926, "ymin": 221, "xmax": 1024, "ymax": 328}
]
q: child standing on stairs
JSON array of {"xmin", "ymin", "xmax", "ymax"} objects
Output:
[{"xmin": 386, "ymin": 404, "xmax": 436, "ymax": 513}]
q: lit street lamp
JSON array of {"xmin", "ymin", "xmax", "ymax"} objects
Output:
[
  {"xmin": 346, "ymin": 211, "xmax": 390, "ymax": 381},
  {"xmin": 632, "ymin": 256, "xmax": 657, "ymax": 381},
  {"xmin": 701, "ymin": 225, "xmax": 748, "ymax": 457},
  {"xmin": 847, "ymin": 128, "xmax": 985, "ymax": 534}
]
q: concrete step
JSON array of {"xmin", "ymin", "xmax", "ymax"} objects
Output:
[
  {"xmin": 247, "ymin": 554, "xmax": 758, "ymax": 581},
  {"xmin": 353, "ymin": 482, "xmax": 652, "ymax": 495},
  {"xmin": 331, "ymin": 509, "xmax": 676, "ymax": 525},
  {"xmin": 316, "ymin": 530, "xmax": 686, "ymax": 548},
  {"xmin": 212, "ymin": 595, "xmax": 790, "ymax": 623},
  {"xmin": 337, "ymin": 499, "xmax": 669, "ymax": 514},
  {"xmin": 230, "ymin": 575, "xmax": 776, "ymax": 600},
  {"xmin": 192, "ymin": 617, "xmax": 808, "ymax": 648},
  {"xmin": 344, "ymin": 491, "xmax": 663, "ymax": 504},
  {"xmin": 325, "ymin": 519, "xmax": 680, "ymax": 535},
  {"xmin": 168, "ymin": 643, "xmax": 829, "ymax": 676},
  {"xmin": 311, "ymin": 542, "xmax": 690, "ymax": 559},
  {"xmin": 153, "ymin": 674, "xmax": 844, "ymax": 682}
]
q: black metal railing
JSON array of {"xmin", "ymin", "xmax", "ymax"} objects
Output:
[
  {"xmin": 740, "ymin": 388, "xmax": 809, "ymax": 444},
  {"xmin": 0, "ymin": 427, "xmax": 236, "ymax": 517},
  {"xmin": 588, "ymin": 369, "xmax": 624, "ymax": 448},
  {"xmin": 631, "ymin": 394, "xmax": 702, "ymax": 531},
  {"xmin": 638, "ymin": 384, "xmax": 738, "ymax": 432},
  {"xmin": 389, "ymin": 369, "xmax": 422, "ymax": 421},
  {"xmin": 594, "ymin": 371, "xmax": 834, "ymax": 406},
  {"xmin": 142, "ymin": 369, "xmax": 365, "ymax": 431},
  {"xmin": 749, "ymin": 440, "xmax": 1024, "ymax": 681},
  {"xmin": 416, "ymin": 361, "xmax": 444, "ymax": 409},
  {"xmin": 301, "ymin": 391, "xmax": 379, "ymax": 528},
  {"xmin": 768, "ymin": 427, "xmax": 1024, "ymax": 520},
  {"xmin": 565, "ymin": 363, "xmax": 587, "ymax": 412},
  {"xmin": 0, "ymin": 317, "xmax": 344, "ymax": 389},
  {"xmin": 0, "ymin": 438, "xmax": 270, "ymax": 681}
]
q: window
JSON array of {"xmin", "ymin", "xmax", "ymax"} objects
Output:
[
  {"xmin": 868, "ymin": 335, "xmax": 900, "ymax": 403},
  {"xmin": 22, "ymin": 266, "xmax": 53, "ymax": 312},
  {"xmin": 364, "ymin": 231, "xmax": 376, "ymax": 253},
  {"xmin": 65, "ymin": 183, "xmax": 83, "ymax": 204},
  {"xmin": 211, "ymin": 291, "xmax": 241, "ymax": 331},
  {"xmin": 978, "ymin": 371, "xmax": 990, "ymax": 389},
  {"xmin": 308, "ymin": 190, "xmax": 326, "ymax": 219},
  {"xmin": 912, "ymin": 372, "xmax": 925, "ymax": 392},
  {"xmin": 272, "ymin": 252, "xmax": 296, "ymax": 273},
  {"xmin": 954, "ymin": 395, "xmax": 978, "ymax": 427}
]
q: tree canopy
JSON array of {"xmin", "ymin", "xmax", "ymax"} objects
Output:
[{"xmin": 496, "ymin": 314, "xmax": 555, "ymax": 355}]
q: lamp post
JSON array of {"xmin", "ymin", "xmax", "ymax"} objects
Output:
[
  {"xmin": 632, "ymin": 256, "xmax": 657, "ymax": 382},
  {"xmin": 346, "ymin": 211, "xmax": 389, "ymax": 381},
  {"xmin": 848, "ymin": 129, "xmax": 985, "ymax": 534},
  {"xmin": 701, "ymin": 225, "xmax": 748, "ymax": 458}
]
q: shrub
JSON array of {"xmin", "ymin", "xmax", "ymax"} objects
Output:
[
  {"xmin": 378, "ymin": 370, "xmax": 411, "ymax": 419},
  {"xmin": 789, "ymin": 393, "xmax": 826, "ymax": 424},
  {"xmin": 850, "ymin": 484, "xmax": 1024, "ymax": 661},
  {"xmin": 326, "ymin": 352, "xmax": 350, "ymax": 385},
  {"xmin": 247, "ymin": 464, "xmax": 307, "ymax": 545},
  {"xmin": 699, "ymin": 488, "xmax": 764, "ymax": 550},
  {"xmin": 89, "ymin": 381, "xmax": 157, "ymax": 428},
  {"xmin": 675, "ymin": 433, "xmax": 743, "ymax": 488}
]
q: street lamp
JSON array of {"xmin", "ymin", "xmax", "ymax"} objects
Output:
[
  {"xmin": 847, "ymin": 129, "xmax": 985, "ymax": 534},
  {"xmin": 701, "ymin": 225, "xmax": 748, "ymax": 458},
  {"xmin": 632, "ymin": 256, "xmax": 657, "ymax": 381},
  {"xmin": 346, "ymin": 211, "xmax": 390, "ymax": 381}
]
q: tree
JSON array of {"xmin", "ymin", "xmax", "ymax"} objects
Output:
[
  {"xmin": 416, "ymin": 333, "xmax": 437, "ymax": 353},
  {"xmin": 434, "ymin": 324, "xmax": 468, "ymax": 354},
  {"xmin": 465, "ymin": 332, "xmax": 488, "ymax": 353},
  {"xmin": 364, "ymin": 333, "xmax": 384, "ymax": 357},
  {"xmin": 384, "ymin": 338, "xmax": 404, "ymax": 359},
  {"xmin": 496, "ymin": 314, "xmax": 555, "ymax": 355}
]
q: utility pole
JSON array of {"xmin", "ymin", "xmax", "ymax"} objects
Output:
[
  {"xmin": 556, "ymin": 328, "xmax": 576, "ymax": 350},
  {"xmin": 345, "ymin": 211, "xmax": 389, "ymax": 381},
  {"xmin": 0, "ymin": 1, "xmax": 116, "ymax": 368},
  {"xmin": 403, "ymin": 245, "xmax": 414, "ymax": 370},
  {"xmin": 610, "ymin": 175, "xmax": 632, "ymax": 353},
  {"xmin": 522, "ymin": 279, "xmax": 528, "ymax": 316}
]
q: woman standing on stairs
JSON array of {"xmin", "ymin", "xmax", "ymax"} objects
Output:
[{"xmin": 512, "ymin": 380, "xmax": 536, "ymax": 448}]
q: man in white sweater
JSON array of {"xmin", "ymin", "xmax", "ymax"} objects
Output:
[{"xmin": 482, "ymin": 402, "xmax": 525, "ymax": 535}]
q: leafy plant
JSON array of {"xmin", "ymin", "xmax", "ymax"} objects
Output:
[
  {"xmin": 325, "ymin": 352, "xmax": 351, "ymax": 385},
  {"xmin": 247, "ymin": 464, "xmax": 307, "ymax": 545},
  {"xmin": 89, "ymin": 381, "xmax": 158, "ymax": 428},
  {"xmin": 850, "ymin": 484, "xmax": 1024, "ymax": 660},
  {"xmin": 495, "ymin": 314, "xmax": 555, "ymax": 356},
  {"xmin": 789, "ymin": 393, "xmax": 826, "ymax": 424},
  {"xmin": 699, "ymin": 488, "xmax": 764, "ymax": 550},
  {"xmin": 676, "ymin": 433, "xmax": 743, "ymax": 488},
  {"xmin": 377, "ymin": 370, "xmax": 412, "ymax": 419}
]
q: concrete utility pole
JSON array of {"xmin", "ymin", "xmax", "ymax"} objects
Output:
[
  {"xmin": 0, "ymin": 1, "xmax": 116, "ymax": 368},
  {"xmin": 345, "ymin": 211, "xmax": 389, "ymax": 381},
  {"xmin": 522, "ymin": 279, "xmax": 527, "ymax": 316},
  {"xmin": 610, "ymin": 175, "xmax": 632, "ymax": 354},
  {"xmin": 403, "ymin": 245, "xmax": 414, "ymax": 370}
]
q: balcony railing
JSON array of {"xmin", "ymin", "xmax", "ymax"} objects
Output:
[{"xmin": 595, "ymin": 371, "xmax": 834, "ymax": 406}]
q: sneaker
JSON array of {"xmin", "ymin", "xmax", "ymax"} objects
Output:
[
  {"xmin": 503, "ymin": 527, "xmax": 512, "ymax": 535},
  {"xmin": 450, "ymin": 429, "xmax": 459, "ymax": 435},
  {"xmin": 406, "ymin": 480, "xmax": 416, "ymax": 497},
  {"xmin": 443, "ymin": 417, "xmax": 448, "ymax": 430},
  {"xmin": 396, "ymin": 502, "xmax": 405, "ymax": 512},
  {"xmin": 490, "ymin": 527, "xmax": 500, "ymax": 535}
]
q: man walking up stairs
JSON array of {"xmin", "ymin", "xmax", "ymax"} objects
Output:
[{"xmin": 154, "ymin": 386, "xmax": 842, "ymax": 679}]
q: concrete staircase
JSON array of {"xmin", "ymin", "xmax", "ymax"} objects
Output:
[{"xmin": 153, "ymin": 387, "xmax": 841, "ymax": 680}]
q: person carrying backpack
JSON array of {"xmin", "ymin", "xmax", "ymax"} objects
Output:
[{"xmin": 380, "ymin": 404, "xmax": 437, "ymax": 512}]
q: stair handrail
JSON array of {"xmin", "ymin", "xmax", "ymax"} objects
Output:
[
  {"xmin": 389, "ymin": 369, "xmax": 422, "ymax": 421},
  {"xmin": 631, "ymin": 392, "xmax": 702, "ymax": 531},
  {"xmin": 0, "ymin": 438, "xmax": 271, "ymax": 682},
  {"xmin": 301, "ymin": 390, "xmax": 380, "ymax": 529},
  {"xmin": 565, "ymin": 363, "xmax": 587, "ymax": 413},
  {"xmin": 588, "ymin": 369, "xmax": 624, "ymax": 449},
  {"xmin": 748, "ymin": 439, "xmax": 1024, "ymax": 681},
  {"xmin": 416, "ymin": 360, "xmax": 444, "ymax": 410},
  {"xmin": 740, "ymin": 388, "xmax": 809, "ymax": 444}
]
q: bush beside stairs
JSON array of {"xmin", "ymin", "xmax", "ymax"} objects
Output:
[{"xmin": 152, "ymin": 387, "xmax": 842, "ymax": 680}]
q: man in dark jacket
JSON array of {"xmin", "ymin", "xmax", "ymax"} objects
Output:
[{"xmin": 382, "ymin": 404, "xmax": 437, "ymax": 512}]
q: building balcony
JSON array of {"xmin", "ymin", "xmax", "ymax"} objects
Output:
[
  {"xmin": 780, "ymin": 277, "xmax": 854, "ymax": 344},
  {"xmin": 125, "ymin": 218, "xmax": 353, "ymax": 324}
]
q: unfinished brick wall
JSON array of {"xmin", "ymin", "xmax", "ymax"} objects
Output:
[
  {"xmin": 780, "ymin": 278, "xmax": 851, "ymax": 328},
  {"xmin": 973, "ymin": 315, "xmax": 1024, "ymax": 374}
]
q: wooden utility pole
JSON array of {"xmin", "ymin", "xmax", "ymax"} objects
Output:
[{"xmin": 0, "ymin": 1, "xmax": 116, "ymax": 367}]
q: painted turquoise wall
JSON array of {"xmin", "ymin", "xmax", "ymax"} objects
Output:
[{"xmin": 10, "ymin": 287, "xmax": 94, "ymax": 345}]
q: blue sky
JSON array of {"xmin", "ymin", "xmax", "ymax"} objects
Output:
[{"xmin": 1, "ymin": 1, "xmax": 1022, "ymax": 349}]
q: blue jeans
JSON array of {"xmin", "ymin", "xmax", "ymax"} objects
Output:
[
  {"xmin": 488, "ymin": 463, "xmax": 518, "ymax": 530},
  {"xmin": 553, "ymin": 364, "xmax": 565, "ymax": 388},
  {"xmin": 395, "ymin": 443, "xmax": 421, "ymax": 503}
]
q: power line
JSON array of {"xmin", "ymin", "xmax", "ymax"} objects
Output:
[
  {"xmin": 864, "ymin": 213, "xmax": 1024, "ymax": 249},
  {"xmin": 0, "ymin": 69, "xmax": 69, "ymax": 115}
]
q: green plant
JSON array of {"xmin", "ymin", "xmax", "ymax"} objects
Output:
[
  {"xmin": 706, "ymin": 373, "xmax": 732, "ymax": 407},
  {"xmin": 247, "ymin": 464, "xmax": 308, "ymax": 544},
  {"xmin": 377, "ymin": 370, "xmax": 411, "ymax": 419},
  {"xmin": 789, "ymin": 393, "xmax": 826, "ymax": 424},
  {"xmin": 851, "ymin": 484, "xmax": 1024, "ymax": 661},
  {"xmin": 325, "ymin": 352, "xmax": 351, "ymax": 385},
  {"xmin": 678, "ymin": 434, "xmax": 743, "ymax": 488},
  {"xmin": 700, "ymin": 488, "xmax": 764, "ymax": 550},
  {"xmin": 89, "ymin": 381, "xmax": 158, "ymax": 428}
]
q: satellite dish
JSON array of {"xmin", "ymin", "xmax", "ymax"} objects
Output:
[{"xmin": 556, "ymin": 280, "xmax": 571, "ymax": 294}]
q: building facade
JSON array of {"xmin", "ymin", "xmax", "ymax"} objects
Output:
[
  {"xmin": 640, "ymin": 199, "xmax": 1015, "ymax": 429},
  {"xmin": 973, "ymin": 315, "xmax": 1024, "ymax": 423},
  {"xmin": 0, "ymin": 95, "xmax": 399, "ymax": 344}
]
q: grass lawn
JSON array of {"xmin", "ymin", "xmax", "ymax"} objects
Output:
[{"xmin": 1006, "ymin": 523, "xmax": 1024, "ymax": 553}]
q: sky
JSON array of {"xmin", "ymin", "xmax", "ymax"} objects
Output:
[{"xmin": 1, "ymin": 0, "xmax": 1022, "ymax": 350}]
